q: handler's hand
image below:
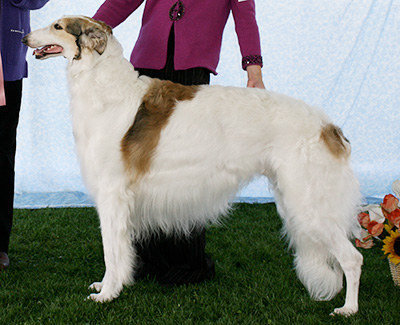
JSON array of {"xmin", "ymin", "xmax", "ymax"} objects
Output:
[{"xmin": 246, "ymin": 65, "xmax": 265, "ymax": 89}]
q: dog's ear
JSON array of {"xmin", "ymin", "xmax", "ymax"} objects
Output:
[
  {"xmin": 65, "ymin": 19, "xmax": 83, "ymax": 39},
  {"xmin": 79, "ymin": 26, "xmax": 109, "ymax": 55},
  {"xmin": 65, "ymin": 18, "xmax": 111, "ymax": 56}
]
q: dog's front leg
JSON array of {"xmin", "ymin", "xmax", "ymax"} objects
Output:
[{"xmin": 88, "ymin": 192, "xmax": 135, "ymax": 303}]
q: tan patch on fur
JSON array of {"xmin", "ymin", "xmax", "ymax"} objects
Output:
[
  {"xmin": 320, "ymin": 124, "xmax": 351, "ymax": 159},
  {"xmin": 121, "ymin": 79, "xmax": 199, "ymax": 179},
  {"xmin": 62, "ymin": 16, "xmax": 112, "ymax": 34}
]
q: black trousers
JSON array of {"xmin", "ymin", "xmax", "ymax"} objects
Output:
[
  {"xmin": 0, "ymin": 80, "xmax": 23, "ymax": 253},
  {"xmin": 134, "ymin": 29, "xmax": 215, "ymax": 285}
]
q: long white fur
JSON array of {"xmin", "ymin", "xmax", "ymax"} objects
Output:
[{"xmin": 23, "ymin": 16, "xmax": 363, "ymax": 316}]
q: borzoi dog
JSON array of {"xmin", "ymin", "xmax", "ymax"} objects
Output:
[{"xmin": 23, "ymin": 16, "xmax": 363, "ymax": 315}]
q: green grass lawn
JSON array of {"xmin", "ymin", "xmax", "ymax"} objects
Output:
[{"xmin": 0, "ymin": 203, "xmax": 398, "ymax": 324}]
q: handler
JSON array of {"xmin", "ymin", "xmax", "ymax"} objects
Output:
[
  {"xmin": 0, "ymin": 0, "xmax": 50, "ymax": 271},
  {"xmin": 93, "ymin": 0, "xmax": 265, "ymax": 285}
]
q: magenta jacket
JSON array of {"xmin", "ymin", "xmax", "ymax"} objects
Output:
[{"xmin": 93, "ymin": 0, "xmax": 263, "ymax": 75}]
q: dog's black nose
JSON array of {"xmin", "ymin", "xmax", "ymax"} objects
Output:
[{"xmin": 22, "ymin": 36, "xmax": 28, "ymax": 45}]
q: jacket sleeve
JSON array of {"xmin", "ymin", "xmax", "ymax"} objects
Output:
[
  {"xmin": 93, "ymin": 0, "xmax": 145, "ymax": 28},
  {"xmin": 9, "ymin": 0, "xmax": 50, "ymax": 10},
  {"xmin": 231, "ymin": 0, "xmax": 263, "ymax": 70}
]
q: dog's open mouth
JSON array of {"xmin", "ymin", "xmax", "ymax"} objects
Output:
[{"xmin": 33, "ymin": 45, "xmax": 64, "ymax": 59}]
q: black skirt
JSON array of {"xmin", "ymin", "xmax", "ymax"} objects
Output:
[{"xmin": 136, "ymin": 26, "xmax": 211, "ymax": 86}]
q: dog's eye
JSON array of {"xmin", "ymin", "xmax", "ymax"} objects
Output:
[{"xmin": 54, "ymin": 24, "xmax": 63, "ymax": 30}]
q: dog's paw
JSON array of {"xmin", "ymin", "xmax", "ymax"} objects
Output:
[
  {"xmin": 330, "ymin": 306, "xmax": 358, "ymax": 317},
  {"xmin": 88, "ymin": 282, "xmax": 103, "ymax": 292},
  {"xmin": 87, "ymin": 292, "xmax": 115, "ymax": 303}
]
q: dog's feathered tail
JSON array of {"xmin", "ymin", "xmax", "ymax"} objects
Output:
[{"xmin": 294, "ymin": 241, "xmax": 344, "ymax": 300}]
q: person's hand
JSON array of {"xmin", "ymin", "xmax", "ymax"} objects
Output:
[{"xmin": 246, "ymin": 65, "xmax": 265, "ymax": 89}]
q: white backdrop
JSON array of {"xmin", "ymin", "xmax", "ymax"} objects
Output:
[{"xmin": 14, "ymin": 0, "xmax": 400, "ymax": 208}]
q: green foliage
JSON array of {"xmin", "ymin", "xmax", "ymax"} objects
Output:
[{"xmin": 0, "ymin": 204, "xmax": 398, "ymax": 324}]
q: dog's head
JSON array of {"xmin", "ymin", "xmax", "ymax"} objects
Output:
[{"xmin": 22, "ymin": 16, "xmax": 112, "ymax": 61}]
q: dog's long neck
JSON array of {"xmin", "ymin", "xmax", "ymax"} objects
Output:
[
  {"xmin": 67, "ymin": 35, "xmax": 147, "ymax": 112},
  {"xmin": 67, "ymin": 35, "xmax": 149, "ymax": 145},
  {"xmin": 68, "ymin": 35, "xmax": 127, "ymax": 77}
]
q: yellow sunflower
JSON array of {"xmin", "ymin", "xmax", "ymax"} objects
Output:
[{"xmin": 382, "ymin": 227, "xmax": 400, "ymax": 265}]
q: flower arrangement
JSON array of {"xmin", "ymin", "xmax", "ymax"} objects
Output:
[
  {"xmin": 356, "ymin": 180, "xmax": 400, "ymax": 262},
  {"xmin": 356, "ymin": 180, "xmax": 400, "ymax": 286}
]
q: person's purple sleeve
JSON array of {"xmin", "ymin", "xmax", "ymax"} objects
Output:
[
  {"xmin": 93, "ymin": 0, "xmax": 144, "ymax": 28},
  {"xmin": 10, "ymin": 0, "xmax": 50, "ymax": 10},
  {"xmin": 231, "ymin": 0, "xmax": 263, "ymax": 70}
]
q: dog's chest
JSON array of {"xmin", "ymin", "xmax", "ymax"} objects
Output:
[{"xmin": 70, "ymin": 103, "xmax": 132, "ymax": 189}]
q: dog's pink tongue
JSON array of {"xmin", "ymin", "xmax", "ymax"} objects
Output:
[
  {"xmin": 33, "ymin": 45, "xmax": 63, "ymax": 57},
  {"xmin": 44, "ymin": 45, "xmax": 63, "ymax": 54}
]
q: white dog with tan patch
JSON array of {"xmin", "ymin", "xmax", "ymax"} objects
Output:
[{"xmin": 23, "ymin": 16, "xmax": 363, "ymax": 315}]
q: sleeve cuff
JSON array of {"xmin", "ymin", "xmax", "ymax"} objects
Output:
[{"xmin": 242, "ymin": 55, "xmax": 263, "ymax": 71}]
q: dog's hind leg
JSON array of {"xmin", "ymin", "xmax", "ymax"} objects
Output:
[
  {"xmin": 269, "ymin": 166, "xmax": 362, "ymax": 316},
  {"xmin": 279, "ymin": 204, "xmax": 362, "ymax": 316},
  {"xmin": 324, "ymin": 232, "xmax": 363, "ymax": 316},
  {"xmin": 273, "ymin": 195, "xmax": 345, "ymax": 303},
  {"xmin": 88, "ymin": 189, "xmax": 135, "ymax": 303}
]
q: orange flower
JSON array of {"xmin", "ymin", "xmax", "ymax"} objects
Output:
[
  {"xmin": 356, "ymin": 238, "xmax": 374, "ymax": 249},
  {"xmin": 357, "ymin": 212, "xmax": 370, "ymax": 228},
  {"xmin": 367, "ymin": 221, "xmax": 384, "ymax": 236},
  {"xmin": 382, "ymin": 194, "xmax": 399, "ymax": 213},
  {"xmin": 386, "ymin": 209, "xmax": 400, "ymax": 228}
]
